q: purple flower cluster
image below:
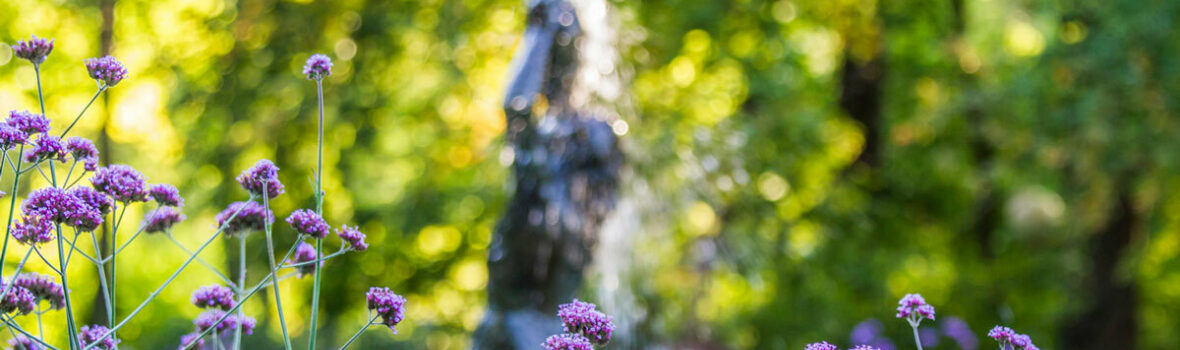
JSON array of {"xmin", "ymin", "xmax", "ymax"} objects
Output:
[
  {"xmin": 177, "ymin": 333, "xmax": 204, "ymax": 350},
  {"xmin": 988, "ymin": 326, "xmax": 1038, "ymax": 350},
  {"xmin": 22, "ymin": 135, "xmax": 67, "ymax": 163},
  {"xmin": 303, "ymin": 54, "xmax": 333, "ymax": 80},
  {"xmin": 215, "ymin": 201, "xmax": 272, "ymax": 236},
  {"xmin": 148, "ymin": 183, "xmax": 184, "ymax": 207},
  {"xmin": 12, "ymin": 214, "xmax": 53, "ymax": 245},
  {"xmin": 22, "ymin": 187, "xmax": 105, "ymax": 232},
  {"xmin": 144, "ymin": 207, "xmax": 186, "ymax": 233},
  {"xmin": 65, "ymin": 136, "xmax": 100, "ymax": 170},
  {"xmin": 193, "ymin": 309, "xmax": 255, "ymax": 335},
  {"xmin": 286, "ymin": 209, "xmax": 329, "ymax": 238},
  {"xmin": 805, "ymin": 341, "xmax": 840, "ymax": 350},
  {"xmin": 941, "ymin": 317, "xmax": 978, "ymax": 350},
  {"xmin": 12, "ymin": 273, "xmax": 66, "ymax": 310},
  {"xmin": 90, "ymin": 165, "xmax": 149, "ymax": 203},
  {"xmin": 84, "ymin": 56, "xmax": 128, "ymax": 87},
  {"xmin": 191, "ymin": 285, "xmax": 235, "ymax": 310},
  {"xmin": 236, "ymin": 159, "xmax": 284, "ymax": 199},
  {"xmin": 8, "ymin": 335, "xmax": 42, "ymax": 350},
  {"xmin": 895, "ymin": 293, "xmax": 935, "ymax": 324},
  {"xmin": 849, "ymin": 319, "xmax": 896, "ymax": 350},
  {"xmin": 289, "ymin": 241, "xmax": 319, "ymax": 276},
  {"xmin": 366, "ymin": 287, "xmax": 407, "ymax": 333},
  {"xmin": 557, "ymin": 299, "xmax": 614, "ymax": 346},
  {"xmin": 0, "ymin": 125, "xmax": 29, "ymax": 150},
  {"xmin": 542, "ymin": 334, "xmax": 594, "ymax": 350},
  {"xmin": 12, "ymin": 35, "xmax": 54, "ymax": 65},
  {"xmin": 77, "ymin": 324, "xmax": 120, "ymax": 350},
  {"xmin": 337, "ymin": 225, "xmax": 369, "ymax": 251},
  {"xmin": 0, "ymin": 282, "xmax": 36, "ymax": 315},
  {"xmin": 7, "ymin": 110, "xmax": 50, "ymax": 135}
]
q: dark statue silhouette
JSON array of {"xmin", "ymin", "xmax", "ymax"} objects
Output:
[{"xmin": 472, "ymin": 0, "xmax": 622, "ymax": 348}]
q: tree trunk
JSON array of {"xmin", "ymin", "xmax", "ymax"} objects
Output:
[{"xmin": 1061, "ymin": 187, "xmax": 1138, "ymax": 349}]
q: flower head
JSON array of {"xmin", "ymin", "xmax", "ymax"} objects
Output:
[
  {"xmin": 557, "ymin": 299, "xmax": 614, "ymax": 346},
  {"xmin": 9, "ymin": 335, "xmax": 43, "ymax": 350},
  {"xmin": 0, "ymin": 283, "xmax": 36, "ymax": 315},
  {"xmin": 84, "ymin": 56, "xmax": 128, "ymax": 87},
  {"xmin": 12, "ymin": 214, "xmax": 53, "ymax": 245},
  {"xmin": 988, "ymin": 326, "xmax": 1014, "ymax": 343},
  {"xmin": 236, "ymin": 159, "xmax": 284, "ymax": 199},
  {"xmin": 990, "ymin": 326, "xmax": 1036, "ymax": 350},
  {"xmin": 542, "ymin": 334, "xmax": 594, "ymax": 350},
  {"xmin": 70, "ymin": 187, "xmax": 113, "ymax": 215},
  {"xmin": 286, "ymin": 209, "xmax": 329, "ymax": 238},
  {"xmin": 896, "ymin": 293, "xmax": 935, "ymax": 324},
  {"xmin": 12, "ymin": 273, "xmax": 65, "ymax": 310},
  {"xmin": 23, "ymin": 188, "xmax": 82, "ymax": 223},
  {"xmin": 177, "ymin": 333, "xmax": 204, "ymax": 350},
  {"xmin": 941, "ymin": 317, "xmax": 978, "ymax": 350},
  {"xmin": 148, "ymin": 183, "xmax": 184, "ymax": 207},
  {"xmin": 289, "ymin": 241, "xmax": 319, "ymax": 276},
  {"xmin": 215, "ymin": 201, "xmax": 272, "ymax": 236},
  {"xmin": 144, "ymin": 207, "xmax": 186, "ymax": 233},
  {"xmin": 6, "ymin": 110, "xmax": 50, "ymax": 135},
  {"xmin": 12, "ymin": 36, "xmax": 53, "ymax": 65},
  {"xmin": 23, "ymin": 135, "xmax": 67, "ymax": 163},
  {"xmin": 191, "ymin": 285, "xmax": 235, "ymax": 311},
  {"xmin": 0, "ymin": 125, "xmax": 29, "ymax": 150},
  {"xmin": 90, "ymin": 165, "xmax": 148, "ymax": 203},
  {"xmin": 194, "ymin": 310, "xmax": 255, "ymax": 335},
  {"xmin": 366, "ymin": 287, "xmax": 407, "ymax": 333},
  {"xmin": 65, "ymin": 136, "xmax": 99, "ymax": 162},
  {"xmin": 337, "ymin": 225, "xmax": 368, "ymax": 251},
  {"xmin": 303, "ymin": 54, "xmax": 333, "ymax": 80},
  {"xmin": 77, "ymin": 325, "xmax": 119, "ymax": 350},
  {"xmin": 805, "ymin": 341, "xmax": 839, "ymax": 350}
]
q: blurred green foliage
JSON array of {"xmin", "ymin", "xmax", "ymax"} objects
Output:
[{"xmin": 0, "ymin": 0, "xmax": 1178, "ymax": 349}]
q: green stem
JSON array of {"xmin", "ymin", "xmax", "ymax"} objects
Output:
[
  {"xmin": 339, "ymin": 314, "xmax": 378, "ymax": 350},
  {"xmin": 90, "ymin": 231, "xmax": 115, "ymax": 330},
  {"xmin": 55, "ymin": 224, "xmax": 79, "ymax": 350},
  {"xmin": 911, "ymin": 323, "xmax": 924, "ymax": 350},
  {"xmin": 163, "ymin": 234, "xmax": 236, "ymax": 288},
  {"xmin": 263, "ymin": 182, "xmax": 293, "ymax": 350},
  {"xmin": 308, "ymin": 78, "xmax": 325, "ymax": 350},
  {"xmin": 108, "ymin": 204, "xmax": 127, "ymax": 346},
  {"xmin": 59, "ymin": 87, "xmax": 105, "ymax": 139},
  {"xmin": 1, "ymin": 314, "xmax": 58, "ymax": 350},
  {"xmin": 232, "ymin": 236, "xmax": 245, "ymax": 350},
  {"xmin": 281, "ymin": 249, "xmax": 345, "ymax": 268}
]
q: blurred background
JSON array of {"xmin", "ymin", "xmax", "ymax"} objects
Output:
[{"xmin": 2, "ymin": 0, "xmax": 1180, "ymax": 349}]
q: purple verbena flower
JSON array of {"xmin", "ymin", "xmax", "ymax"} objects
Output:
[
  {"xmin": 896, "ymin": 293, "xmax": 934, "ymax": 325},
  {"xmin": 8, "ymin": 335, "xmax": 43, "ymax": 350},
  {"xmin": 191, "ymin": 284, "xmax": 235, "ymax": 310},
  {"xmin": 70, "ymin": 187, "xmax": 113, "ymax": 215},
  {"xmin": 990, "ymin": 327, "xmax": 1037, "ymax": 350},
  {"xmin": 12, "ymin": 273, "xmax": 65, "ymax": 310},
  {"xmin": 0, "ymin": 283, "xmax": 36, "ymax": 315},
  {"xmin": 215, "ymin": 201, "xmax": 272, "ymax": 236},
  {"xmin": 303, "ymin": 54, "xmax": 333, "ymax": 80},
  {"xmin": 542, "ymin": 334, "xmax": 593, "ymax": 350},
  {"xmin": 23, "ymin": 135, "xmax": 67, "ymax": 163},
  {"xmin": 65, "ymin": 136, "xmax": 99, "ymax": 163},
  {"xmin": 84, "ymin": 56, "xmax": 128, "ymax": 87},
  {"xmin": 12, "ymin": 35, "xmax": 54, "ymax": 65},
  {"xmin": 337, "ymin": 225, "xmax": 368, "ymax": 251},
  {"xmin": 0, "ymin": 125, "xmax": 28, "ymax": 150},
  {"xmin": 286, "ymin": 209, "xmax": 329, "ymax": 238},
  {"xmin": 988, "ymin": 326, "xmax": 1014, "ymax": 343},
  {"xmin": 90, "ymin": 164, "xmax": 148, "ymax": 203},
  {"xmin": 144, "ymin": 207, "xmax": 186, "ymax": 234},
  {"xmin": 850, "ymin": 319, "xmax": 883, "ymax": 344},
  {"xmin": 194, "ymin": 310, "xmax": 255, "ymax": 335},
  {"xmin": 805, "ymin": 341, "xmax": 839, "ymax": 350},
  {"xmin": 557, "ymin": 299, "xmax": 614, "ymax": 346},
  {"xmin": 83, "ymin": 158, "xmax": 99, "ymax": 171},
  {"xmin": 148, "ymin": 183, "xmax": 184, "ymax": 207},
  {"xmin": 177, "ymin": 333, "xmax": 204, "ymax": 350},
  {"xmin": 941, "ymin": 317, "xmax": 978, "ymax": 350},
  {"xmin": 12, "ymin": 214, "xmax": 53, "ymax": 245},
  {"xmin": 77, "ymin": 324, "xmax": 120, "ymax": 350},
  {"xmin": 289, "ymin": 241, "xmax": 319, "ymax": 276},
  {"xmin": 6, "ymin": 110, "xmax": 50, "ymax": 135},
  {"xmin": 236, "ymin": 159, "xmax": 284, "ymax": 199},
  {"xmin": 22, "ymin": 187, "xmax": 80, "ymax": 223},
  {"xmin": 366, "ymin": 287, "xmax": 407, "ymax": 334}
]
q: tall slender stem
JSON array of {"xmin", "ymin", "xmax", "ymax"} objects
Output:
[
  {"xmin": 339, "ymin": 314, "xmax": 378, "ymax": 350},
  {"xmin": 263, "ymin": 182, "xmax": 292, "ymax": 350},
  {"xmin": 163, "ymin": 234, "xmax": 236, "ymax": 287},
  {"xmin": 108, "ymin": 205, "xmax": 127, "ymax": 346},
  {"xmin": 911, "ymin": 323, "xmax": 924, "ymax": 350},
  {"xmin": 308, "ymin": 78, "xmax": 325, "ymax": 350},
  {"xmin": 59, "ymin": 87, "xmax": 105, "ymax": 138},
  {"xmin": 232, "ymin": 237, "xmax": 245, "ymax": 350},
  {"xmin": 89, "ymin": 231, "xmax": 115, "ymax": 330}
]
